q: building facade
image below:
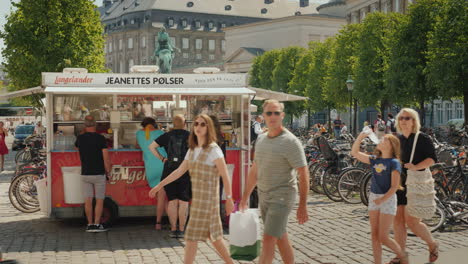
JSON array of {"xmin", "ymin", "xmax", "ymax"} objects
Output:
[
  {"xmin": 98, "ymin": 0, "xmax": 321, "ymax": 73},
  {"xmin": 224, "ymin": 14, "xmax": 346, "ymax": 73},
  {"xmin": 346, "ymin": 0, "xmax": 415, "ymax": 23}
]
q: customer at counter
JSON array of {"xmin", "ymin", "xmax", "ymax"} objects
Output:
[
  {"xmin": 149, "ymin": 114, "xmax": 191, "ymax": 238},
  {"xmin": 75, "ymin": 116, "xmax": 111, "ymax": 232},
  {"xmin": 136, "ymin": 117, "xmax": 167, "ymax": 230}
]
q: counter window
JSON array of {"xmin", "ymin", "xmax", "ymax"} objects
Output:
[{"xmin": 53, "ymin": 95, "xmax": 112, "ymax": 121}]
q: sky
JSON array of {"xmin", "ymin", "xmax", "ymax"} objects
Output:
[{"xmin": 0, "ymin": 0, "xmax": 328, "ymax": 64}]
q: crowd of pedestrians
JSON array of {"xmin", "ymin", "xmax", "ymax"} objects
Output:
[{"xmin": 71, "ymin": 102, "xmax": 440, "ymax": 264}]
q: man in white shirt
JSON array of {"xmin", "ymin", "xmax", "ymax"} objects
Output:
[
  {"xmin": 251, "ymin": 115, "xmax": 265, "ymax": 143},
  {"xmin": 341, "ymin": 123, "xmax": 348, "ymax": 134}
]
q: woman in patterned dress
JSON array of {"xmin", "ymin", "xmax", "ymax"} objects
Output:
[{"xmin": 149, "ymin": 114, "xmax": 234, "ymax": 264}]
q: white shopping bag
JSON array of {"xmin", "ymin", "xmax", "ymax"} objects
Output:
[{"xmin": 229, "ymin": 209, "xmax": 261, "ymax": 261}]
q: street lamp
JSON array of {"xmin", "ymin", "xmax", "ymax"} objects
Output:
[{"xmin": 346, "ymin": 75, "xmax": 354, "ymax": 135}]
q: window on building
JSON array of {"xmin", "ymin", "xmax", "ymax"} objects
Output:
[
  {"xmin": 221, "ymin": 40, "xmax": 226, "ymax": 52},
  {"xmin": 208, "ymin": 22, "xmax": 214, "ymax": 29},
  {"xmin": 383, "ymin": 1, "xmax": 389, "ymax": 13},
  {"xmin": 261, "ymin": 8, "xmax": 268, "ymax": 14},
  {"xmin": 187, "ymin": 1, "xmax": 194, "ymax": 7},
  {"xmin": 183, "ymin": 53, "xmax": 189, "ymax": 59},
  {"xmin": 168, "ymin": 18, "xmax": 174, "ymax": 27},
  {"xmin": 299, "ymin": 0, "xmax": 309, "ymax": 7},
  {"xmin": 109, "ymin": 42, "xmax": 113, "ymax": 53},
  {"xmin": 221, "ymin": 22, "xmax": 226, "ymax": 28},
  {"xmin": 142, "ymin": 59, "xmax": 146, "ymax": 65},
  {"xmin": 195, "ymin": 39, "xmax": 202, "ymax": 50},
  {"xmin": 119, "ymin": 60, "xmax": 124, "ymax": 73},
  {"xmin": 141, "ymin": 36, "xmax": 146, "ymax": 48},
  {"xmin": 196, "ymin": 54, "xmax": 202, "ymax": 60},
  {"xmin": 209, "ymin": 40, "xmax": 215, "ymax": 51},
  {"xmin": 170, "ymin": 37, "xmax": 176, "ymax": 46},
  {"xmin": 225, "ymin": 5, "xmax": 232, "ymax": 11},
  {"xmin": 195, "ymin": 20, "xmax": 201, "ymax": 28},
  {"xmin": 182, "ymin": 38, "xmax": 189, "ymax": 49},
  {"xmin": 181, "ymin": 19, "xmax": 187, "ymax": 28},
  {"xmin": 119, "ymin": 39, "xmax": 123, "ymax": 50},
  {"xmin": 360, "ymin": 10, "xmax": 366, "ymax": 21},
  {"xmin": 128, "ymin": 38, "xmax": 133, "ymax": 49},
  {"xmin": 209, "ymin": 54, "xmax": 215, "ymax": 60},
  {"xmin": 370, "ymin": 4, "xmax": 377, "ymax": 13},
  {"xmin": 455, "ymin": 103, "xmax": 463, "ymax": 118},
  {"xmin": 265, "ymin": 0, "xmax": 274, "ymax": 4},
  {"xmin": 104, "ymin": 44, "xmax": 107, "ymax": 54},
  {"xmin": 436, "ymin": 103, "xmax": 443, "ymax": 124},
  {"xmin": 351, "ymin": 12, "xmax": 358, "ymax": 23},
  {"xmin": 446, "ymin": 103, "xmax": 453, "ymax": 120},
  {"xmin": 128, "ymin": 59, "xmax": 134, "ymax": 72},
  {"xmin": 130, "ymin": 19, "xmax": 135, "ymax": 24}
]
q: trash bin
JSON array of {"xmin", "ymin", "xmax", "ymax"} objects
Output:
[
  {"xmin": 34, "ymin": 178, "xmax": 48, "ymax": 214},
  {"xmin": 62, "ymin": 166, "xmax": 84, "ymax": 204}
]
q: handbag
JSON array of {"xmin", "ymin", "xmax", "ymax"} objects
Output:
[
  {"xmin": 406, "ymin": 132, "xmax": 436, "ymax": 219},
  {"xmin": 229, "ymin": 209, "xmax": 261, "ymax": 261}
]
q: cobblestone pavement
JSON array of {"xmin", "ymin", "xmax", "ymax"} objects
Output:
[{"xmin": 1, "ymin": 141, "xmax": 467, "ymax": 263}]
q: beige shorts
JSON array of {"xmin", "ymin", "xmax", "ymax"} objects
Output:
[
  {"xmin": 368, "ymin": 192, "xmax": 397, "ymax": 216},
  {"xmin": 81, "ymin": 175, "xmax": 106, "ymax": 199}
]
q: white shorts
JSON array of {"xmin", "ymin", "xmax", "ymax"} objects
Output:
[{"xmin": 368, "ymin": 192, "xmax": 397, "ymax": 216}]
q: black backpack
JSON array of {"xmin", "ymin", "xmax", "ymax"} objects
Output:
[
  {"xmin": 167, "ymin": 131, "xmax": 189, "ymax": 169},
  {"xmin": 250, "ymin": 121, "xmax": 258, "ymax": 142},
  {"xmin": 317, "ymin": 136, "xmax": 338, "ymax": 161}
]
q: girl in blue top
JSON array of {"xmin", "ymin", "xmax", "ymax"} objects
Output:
[
  {"xmin": 352, "ymin": 133, "xmax": 408, "ymax": 264},
  {"xmin": 136, "ymin": 117, "xmax": 167, "ymax": 229}
]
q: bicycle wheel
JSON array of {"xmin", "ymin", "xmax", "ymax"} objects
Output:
[
  {"xmin": 338, "ymin": 168, "xmax": 366, "ymax": 204},
  {"xmin": 8, "ymin": 174, "xmax": 40, "ymax": 213},
  {"xmin": 360, "ymin": 172, "xmax": 372, "ymax": 206},
  {"xmin": 310, "ymin": 161, "xmax": 326, "ymax": 195},
  {"xmin": 451, "ymin": 177, "xmax": 467, "ymax": 202},
  {"xmin": 322, "ymin": 166, "xmax": 343, "ymax": 202},
  {"xmin": 409, "ymin": 205, "xmax": 445, "ymax": 236}
]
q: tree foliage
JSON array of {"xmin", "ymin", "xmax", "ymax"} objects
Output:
[
  {"xmin": 0, "ymin": 0, "xmax": 106, "ymax": 107},
  {"xmin": 426, "ymin": 0, "xmax": 468, "ymax": 120},
  {"xmin": 325, "ymin": 23, "xmax": 362, "ymax": 109},
  {"xmin": 354, "ymin": 12, "xmax": 404, "ymax": 114}
]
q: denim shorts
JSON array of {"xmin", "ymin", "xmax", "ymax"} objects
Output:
[{"xmin": 368, "ymin": 192, "xmax": 397, "ymax": 216}]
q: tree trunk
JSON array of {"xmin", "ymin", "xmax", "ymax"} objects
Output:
[
  {"xmin": 419, "ymin": 99, "xmax": 426, "ymax": 128},
  {"xmin": 353, "ymin": 98, "xmax": 358, "ymax": 136},
  {"xmin": 327, "ymin": 106, "xmax": 332, "ymax": 134},
  {"xmin": 307, "ymin": 108, "xmax": 311, "ymax": 129}
]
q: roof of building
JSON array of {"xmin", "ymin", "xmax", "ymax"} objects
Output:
[
  {"xmin": 99, "ymin": 0, "xmax": 321, "ymax": 21},
  {"xmin": 316, "ymin": 0, "xmax": 346, "ymax": 11}
]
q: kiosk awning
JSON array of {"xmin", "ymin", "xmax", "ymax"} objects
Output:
[
  {"xmin": 0, "ymin": 86, "xmax": 44, "ymax": 99},
  {"xmin": 249, "ymin": 87, "xmax": 308, "ymax": 101},
  {"xmin": 44, "ymin": 87, "xmax": 255, "ymax": 95}
]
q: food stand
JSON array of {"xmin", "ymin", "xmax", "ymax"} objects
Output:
[{"xmin": 41, "ymin": 69, "xmax": 254, "ymax": 224}]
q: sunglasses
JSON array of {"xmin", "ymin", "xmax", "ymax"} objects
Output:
[
  {"xmin": 398, "ymin": 116, "xmax": 413, "ymax": 121},
  {"xmin": 194, "ymin": 121, "xmax": 206, "ymax": 127},
  {"xmin": 264, "ymin": 111, "xmax": 282, "ymax": 116}
]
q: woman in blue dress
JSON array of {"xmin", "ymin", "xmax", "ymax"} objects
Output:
[{"xmin": 136, "ymin": 117, "xmax": 167, "ymax": 229}]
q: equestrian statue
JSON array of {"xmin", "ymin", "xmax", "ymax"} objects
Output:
[{"xmin": 152, "ymin": 27, "xmax": 178, "ymax": 73}]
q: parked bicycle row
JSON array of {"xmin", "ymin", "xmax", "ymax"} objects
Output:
[
  {"xmin": 304, "ymin": 132, "xmax": 467, "ymax": 235},
  {"xmin": 8, "ymin": 135, "xmax": 46, "ymax": 213}
]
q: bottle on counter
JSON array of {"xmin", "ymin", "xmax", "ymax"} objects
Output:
[{"xmin": 231, "ymin": 130, "xmax": 237, "ymax": 148}]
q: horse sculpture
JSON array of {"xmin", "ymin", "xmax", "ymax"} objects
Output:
[{"xmin": 152, "ymin": 27, "xmax": 177, "ymax": 73}]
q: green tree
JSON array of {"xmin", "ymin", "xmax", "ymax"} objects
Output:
[
  {"xmin": 325, "ymin": 23, "xmax": 362, "ymax": 109},
  {"xmin": 387, "ymin": 0, "xmax": 445, "ymax": 125},
  {"xmin": 0, "ymin": 0, "xmax": 106, "ymax": 107},
  {"xmin": 354, "ymin": 12, "xmax": 404, "ymax": 115},
  {"xmin": 426, "ymin": 0, "xmax": 468, "ymax": 121},
  {"xmin": 249, "ymin": 56, "xmax": 262, "ymax": 88},
  {"xmin": 255, "ymin": 50, "xmax": 281, "ymax": 89},
  {"xmin": 271, "ymin": 47, "xmax": 306, "ymax": 120}
]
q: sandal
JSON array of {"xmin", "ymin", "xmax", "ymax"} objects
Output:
[
  {"xmin": 400, "ymin": 252, "xmax": 409, "ymax": 264},
  {"xmin": 429, "ymin": 242, "xmax": 439, "ymax": 262},
  {"xmin": 387, "ymin": 257, "xmax": 400, "ymax": 264},
  {"xmin": 155, "ymin": 222, "xmax": 162, "ymax": 230}
]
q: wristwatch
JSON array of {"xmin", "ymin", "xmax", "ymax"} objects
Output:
[{"xmin": 226, "ymin": 195, "xmax": 232, "ymax": 200}]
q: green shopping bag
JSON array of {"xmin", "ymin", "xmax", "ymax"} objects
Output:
[{"xmin": 229, "ymin": 209, "xmax": 261, "ymax": 261}]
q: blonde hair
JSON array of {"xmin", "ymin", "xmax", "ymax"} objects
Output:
[
  {"xmin": 374, "ymin": 134, "xmax": 401, "ymax": 160},
  {"xmin": 262, "ymin": 99, "xmax": 284, "ymax": 112},
  {"xmin": 395, "ymin": 108, "xmax": 421, "ymax": 133},
  {"xmin": 188, "ymin": 114, "xmax": 217, "ymax": 150}
]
